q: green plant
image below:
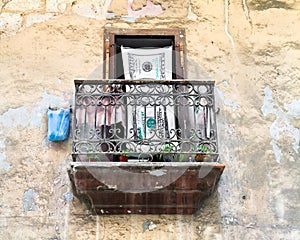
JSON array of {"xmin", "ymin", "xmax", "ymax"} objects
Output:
[
  {"xmin": 178, "ymin": 154, "xmax": 185, "ymax": 162},
  {"xmin": 161, "ymin": 144, "xmax": 175, "ymax": 152},
  {"xmin": 160, "ymin": 144, "xmax": 186, "ymax": 162},
  {"xmin": 198, "ymin": 145, "xmax": 210, "ymax": 153},
  {"xmin": 119, "ymin": 148, "xmax": 131, "ymax": 162},
  {"xmin": 195, "ymin": 145, "xmax": 211, "ymax": 162}
]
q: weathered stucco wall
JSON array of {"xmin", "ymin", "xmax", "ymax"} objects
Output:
[{"xmin": 0, "ymin": 0, "xmax": 299, "ymax": 239}]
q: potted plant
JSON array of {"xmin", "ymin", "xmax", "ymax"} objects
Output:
[
  {"xmin": 119, "ymin": 148, "xmax": 130, "ymax": 162},
  {"xmin": 195, "ymin": 145, "xmax": 211, "ymax": 162},
  {"xmin": 119, "ymin": 153, "xmax": 129, "ymax": 162},
  {"xmin": 157, "ymin": 144, "xmax": 176, "ymax": 162}
]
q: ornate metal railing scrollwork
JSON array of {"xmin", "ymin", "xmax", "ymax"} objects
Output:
[{"xmin": 72, "ymin": 80, "xmax": 219, "ymax": 162}]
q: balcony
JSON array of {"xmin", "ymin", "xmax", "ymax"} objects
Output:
[{"xmin": 69, "ymin": 79, "xmax": 225, "ymax": 214}]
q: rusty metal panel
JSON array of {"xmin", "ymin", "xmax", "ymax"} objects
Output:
[{"xmin": 69, "ymin": 162, "xmax": 224, "ymax": 214}]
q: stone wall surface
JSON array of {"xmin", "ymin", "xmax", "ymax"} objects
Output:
[{"xmin": 0, "ymin": 0, "xmax": 300, "ymax": 239}]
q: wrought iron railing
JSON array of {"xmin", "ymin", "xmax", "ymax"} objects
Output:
[{"xmin": 72, "ymin": 80, "xmax": 219, "ymax": 162}]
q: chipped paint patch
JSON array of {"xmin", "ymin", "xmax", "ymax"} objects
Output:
[
  {"xmin": 0, "ymin": 92, "xmax": 66, "ymax": 130},
  {"xmin": 261, "ymin": 86, "xmax": 300, "ymax": 163},
  {"xmin": 273, "ymin": 195, "xmax": 285, "ymax": 219},
  {"xmin": 269, "ymin": 110, "xmax": 299, "ymax": 155},
  {"xmin": 30, "ymin": 91, "xmax": 66, "ymax": 129},
  {"xmin": 284, "ymin": 100, "xmax": 300, "ymax": 119},
  {"xmin": 120, "ymin": 16, "xmax": 138, "ymax": 22},
  {"xmin": 0, "ymin": 133, "xmax": 10, "ymax": 171},
  {"xmin": 216, "ymin": 88, "xmax": 238, "ymax": 111},
  {"xmin": 26, "ymin": 13, "xmax": 53, "ymax": 27},
  {"xmin": 148, "ymin": 169, "xmax": 167, "ymax": 177},
  {"xmin": 71, "ymin": 0, "xmax": 112, "ymax": 20},
  {"xmin": 225, "ymin": 147, "xmax": 231, "ymax": 162},
  {"xmin": 22, "ymin": 189, "xmax": 38, "ymax": 213},
  {"xmin": 127, "ymin": 0, "xmax": 163, "ymax": 20},
  {"xmin": 64, "ymin": 192, "xmax": 73, "ymax": 202},
  {"xmin": 261, "ymin": 86, "xmax": 278, "ymax": 116},
  {"xmin": 0, "ymin": 106, "xmax": 29, "ymax": 127},
  {"xmin": 271, "ymin": 139, "xmax": 282, "ymax": 163}
]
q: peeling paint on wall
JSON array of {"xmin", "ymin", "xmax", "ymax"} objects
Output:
[
  {"xmin": 270, "ymin": 139, "xmax": 283, "ymax": 163},
  {"xmin": 216, "ymin": 88, "xmax": 238, "ymax": 111},
  {"xmin": 0, "ymin": 136, "xmax": 10, "ymax": 172},
  {"xmin": 284, "ymin": 100, "xmax": 300, "ymax": 119},
  {"xmin": 215, "ymin": 83, "xmax": 240, "ymax": 165},
  {"xmin": 64, "ymin": 192, "xmax": 73, "ymax": 202},
  {"xmin": 261, "ymin": 86, "xmax": 300, "ymax": 163},
  {"xmin": 1, "ymin": 0, "xmax": 114, "ymax": 37},
  {"xmin": 0, "ymin": 92, "xmax": 67, "ymax": 130},
  {"xmin": 30, "ymin": 91, "xmax": 66, "ymax": 129},
  {"xmin": 22, "ymin": 188, "xmax": 38, "ymax": 213},
  {"xmin": 0, "ymin": 106, "xmax": 29, "ymax": 128},
  {"xmin": 273, "ymin": 195, "xmax": 285, "ymax": 219},
  {"xmin": 71, "ymin": 0, "xmax": 113, "ymax": 20},
  {"xmin": 261, "ymin": 86, "xmax": 278, "ymax": 116},
  {"xmin": 0, "ymin": 12, "xmax": 23, "ymax": 38},
  {"xmin": 127, "ymin": 0, "xmax": 163, "ymax": 19},
  {"xmin": 25, "ymin": 13, "xmax": 54, "ymax": 27}
]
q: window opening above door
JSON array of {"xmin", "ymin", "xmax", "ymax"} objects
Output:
[{"xmin": 103, "ymin": 29, "xmax": 186, "ymax": 79}]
